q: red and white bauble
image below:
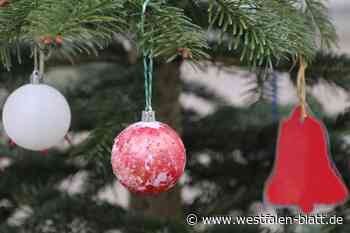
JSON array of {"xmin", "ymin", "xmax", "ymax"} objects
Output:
[{"xmin": 111, "ymin": 121, "xmax": 186, "ymax": 195}]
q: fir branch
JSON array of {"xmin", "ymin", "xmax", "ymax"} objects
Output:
[
  {"xmin": 207, "ymin": 0, "xmax": 331, "ymax": 68},
  {"xmin": 0, "ymin": 0, "xmax": 127, "ymax": 66},
  {"xmin": 0, "ymin": 0, "xmax": 339, "ymax": 69},
  {"xmin": 124, "ymin": 0, "xmax": 209, "ymax": 61},
  {"xmin": 304, "ymin": 0, "xmax": 338, "ymax": 49},
  {"xmin": 24, "ymin": 0, "xmax": 126, "ymax": 53},
  {"xmin": 0, "ymin": 0, "xmax": 36, "ymax": 69}
]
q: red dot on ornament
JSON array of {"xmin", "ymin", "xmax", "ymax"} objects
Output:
[{"xmin": 111, "ymin": 121, "xmax": 186, "ymax": 195}]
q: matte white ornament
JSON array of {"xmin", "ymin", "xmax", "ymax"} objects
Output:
[{"xmin": 2, "ymin": 81, "xmax": 71, "ymax": 151}]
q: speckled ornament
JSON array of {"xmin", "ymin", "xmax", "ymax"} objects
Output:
[{"xmin": 111, "ymin": 121, "xmax": 186, "ymax": 195}]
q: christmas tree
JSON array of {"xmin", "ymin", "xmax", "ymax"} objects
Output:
[{"xmin": 1, "ymin": 0, "xmax": 350, "ymax": 233}]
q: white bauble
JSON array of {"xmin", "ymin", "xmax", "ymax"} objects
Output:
[{"xmin": 2, "ymin": 84, "xmax": 71, "ymax": 151}]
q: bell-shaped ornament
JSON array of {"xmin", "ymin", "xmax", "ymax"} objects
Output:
[{"xmin": 265, "ymin": 106, "xmax": 348, "ymax": 214}]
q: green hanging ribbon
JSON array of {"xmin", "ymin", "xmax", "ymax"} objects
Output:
[{"xmin": 141, "ymin": 0, "xmax": 153, "ymax": 112}]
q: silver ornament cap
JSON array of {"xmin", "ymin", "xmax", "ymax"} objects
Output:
[
  {"xmin": 30, "ymin": 70, "xmax": 43, "ymax": 84},
  {"xmin": 142, "ymin": 110, "xmax": 156, "ymax": 122}
]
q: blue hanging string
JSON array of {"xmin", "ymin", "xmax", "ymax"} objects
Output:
[{"xmin": 141, "ymin": 0, "xmax": 153, "ymax": 112}]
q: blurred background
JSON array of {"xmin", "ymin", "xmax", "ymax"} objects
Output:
[{"xmin": 1, "ymin": 1, "xmax": 350, "ymax": 233}]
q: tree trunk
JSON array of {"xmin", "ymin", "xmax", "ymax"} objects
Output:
[{"xmin": 129, "ymin": 61, "xmax": 184, "ymax": 221}]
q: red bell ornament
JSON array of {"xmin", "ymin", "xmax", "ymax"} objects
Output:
[
  {"xmin": 111, "ymin": 112, "xmax": 186, "ymax": 195},
  {"xmin": 265, "ymin": 106, "xmax": 349, "ymax": 214}
]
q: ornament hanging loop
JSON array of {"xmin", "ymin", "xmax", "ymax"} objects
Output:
[
  {"xmin": 297, "ymin": 57, "xmax": 308, "ymax": 120},
  {"xmin": 141, "ymin": 0, "xmax": 155, "ymax": 120},
  {"xmin": 39, "ymin": 49, "xmax": 45, "ymax": 77},
  {"xmin": 31, "ymin": 46, "xmax": 43, "ymax": 84},
  {"xmin": 33, "ymin": 45, "xmax": 38, "ymax": 72}
]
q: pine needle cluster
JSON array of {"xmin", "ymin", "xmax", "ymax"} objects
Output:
[{"xmin": 0, "ymin": 0, "xmax": 337, "ymax": 69}]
